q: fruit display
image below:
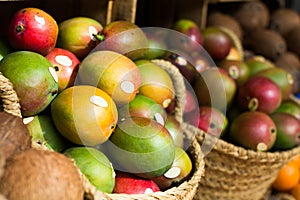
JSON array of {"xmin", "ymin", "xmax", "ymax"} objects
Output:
[
  {"xmin": 1, "ymin": 1, "xmax": 300, "ymax": 199},
  {"xmin": 0, "ymin": 5, "xmax": 205, "ymax": 200},
  {"xmin": 197, "ymin": 0, "xmax": 300, "ymax": 153},
  {"xmin": 186, "ymin": 1, "xmax": 300, "ymax": 199}
]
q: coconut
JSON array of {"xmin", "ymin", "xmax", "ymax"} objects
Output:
[
  {"xmin": 0, "ymin": 112, "xmax": 31, "ymax": 161},
  {"xmin": 0, "ymin": 149, "xmax": 84, "ymax": 200}
]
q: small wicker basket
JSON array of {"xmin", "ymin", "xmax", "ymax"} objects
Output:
[{"xmin": 182, "ymin": 116, "xmax": 300, "ymax": 200}]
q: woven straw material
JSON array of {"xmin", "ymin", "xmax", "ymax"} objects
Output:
[
  {"xmin": 218, "ymin": 26, "xmax": 244, "ymax": 60},
  {"xmin": 0, "ymin": 72, "xmax": 18, "ymax": 199},
  {"xmin": 181, "ymin": 122, "xmax": 300, "ymax": 200},
  {"xmin": 0, "ymin": 72, "xmax": 21, "ymax": 118}
]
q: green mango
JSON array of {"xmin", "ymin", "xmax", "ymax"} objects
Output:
[
  {"xmin": 64, "ymin": 147, "xmax": 115, "ymax": 193},
  {"xmin": 118, "ymin": 94, "xmax": 167, "ymax": 126},
  {"xmin": 0, "ymin": 51, "xmax": 58, "ymax": 116},
  {"xmin": 25, "ymin": 114, "xmax": 72, "ymax": 152},
  {"xmin": 107, "ymin": 116, "xmax": 175, "ymax": 179},
  {"xmin": 273, "ymin": 100, "xmax": 300, "ymax": 120}
]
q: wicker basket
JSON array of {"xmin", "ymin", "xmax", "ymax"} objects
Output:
[
  {"xmin": 218, "ymin": 26, "xmax": 244, "ymax": 60},
  {"xmin": 0, "ymin": 58, "xmax": 205, "ymax": 200},
  {"xmin": 181, "ymin": 118, "xmax": 300, "ymax": 200},
  {"xmin": 81, "ymin": 59, "xmax": 205, "ymax": 200}
]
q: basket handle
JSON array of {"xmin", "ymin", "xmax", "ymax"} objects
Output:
[{"xmin": 0, "ymin": 72, "xmax": 22, "ymax": 118}]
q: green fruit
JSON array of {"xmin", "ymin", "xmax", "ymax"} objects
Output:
[
  {"xmin": 118, "ymin": 94, "xmax": 167, "ymax": 126},
  {"xmin": 218, "ymin": 59, "xmax": 250, "ymax": 86},
  {"xmin": 107, "ymin": 116, "xmax": 175, "ymax": 179},
  {"xmin": 0, "ymin": 51, "xmax": 58, "ymax": 116},
  {"xmin": 271, "ymin": 113, "xmax": 300, "ymax": 150},
  {"xmin": 64, "ymin": 147, "xmax": 115, "ymax": 193},
  {"xmin": 273, "ymin": 100, "xmax": 300, "ymax": 120},
  {"xmin": 24, "ymin": 114, "xmax": 72, "ymax": 152},
  {"xmin": 245, "ymin": 56, "xmax": 275, "ymax": 77}
]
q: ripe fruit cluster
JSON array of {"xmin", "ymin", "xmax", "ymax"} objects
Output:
[
  {"xmin": 167, "ymin": 17, "xmax": 300, "ymax": 153},
  {"xmin": 206, "ymin": 1, "xmax": 300, "ymax": 95},
  {"xmin": 0, "ymin": 7, "xmax": 195, "ymax": 198}
]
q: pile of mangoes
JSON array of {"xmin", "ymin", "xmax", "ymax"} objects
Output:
[{"xmin": 0, "ymin": 7, "xmax": 196, "ymax": 199}]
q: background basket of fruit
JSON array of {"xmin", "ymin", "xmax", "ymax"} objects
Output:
[
  {"xmin": 0, "ymin": 5, "xmax": 206, "ymax": 200},
  {"xmin": 139, "ymin": 1, "xmax": 300, "ymax": 200},
  {"xmin": 170, "ymin": 1, "xmax": 300, "ymax": 200}
]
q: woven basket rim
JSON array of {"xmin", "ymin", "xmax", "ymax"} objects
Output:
[
  {"xmin": 183, "ymin": 121, "xmax": 300, "ymax": 162},
  {"xmin": 0, "ymin": 72, "xmax": 22, "ymax": 118},
  {"xmin": 217, "ymin": 26, "xmax": 244, "ymax": 60}
]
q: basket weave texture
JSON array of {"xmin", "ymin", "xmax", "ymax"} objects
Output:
[
  {"xmin": 218, "ymin": 26, "xmax": 244, "ymax": 60},
  {"xmin": 0, "ymin": 60, "xmax": 205, "ymax": 200},
  {"xmin": 182, "ymin": 120, "xmax": 300, "ymax": 200},
  {"xmin": 0, "ymin": 72, "xmax": 21, "ymax": 118},
  {"xmin": 0, "ymin": 72, "xmax": 21, "ymax": 200}
]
